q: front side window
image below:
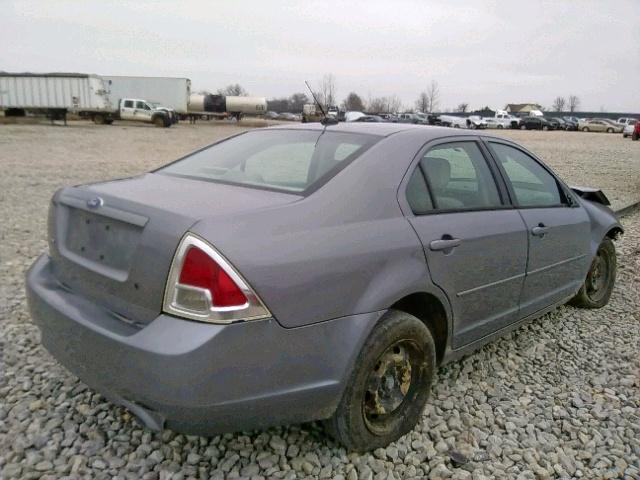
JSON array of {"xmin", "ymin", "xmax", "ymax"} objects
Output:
[
  {"xmin": 159, "ymin": 130, "xmax": 378, "ymax": 193},
  {"xmin": 490, "ymin": 143, "xmax": 565, "ymax": 207},
  {"xmin": 416, "ymin": 142, "xmax": 502, "ymax": 211}
]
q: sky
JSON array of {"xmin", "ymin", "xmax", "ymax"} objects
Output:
[{"xmin": 2, "ymin": 0, "xmax": 639, "ymax": 112}]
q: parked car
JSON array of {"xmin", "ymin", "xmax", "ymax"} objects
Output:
[
  {"xmin": 559, "ymin": 117, "xmax": 579, "ymax": 131},
  {"xmin": 378, "ymin": 113, "xmax": 398, "ymax": 122},
  {"xmin": 617, "ymin": 117, "xmax": 638, "ymax": 127},
  {"xmin": 578, "ymin": 119, "xmax": 623, "ymax": 133},
  {"xmin": 397, "ymin": 113, "xmax": 423, "ymax": 124},
  {"xmin": 466, "ymin": 115, "xmax": 488, "ymax": 129},
  {"xmin": 27, "ymin": 124, "xmax": 622, "ymax": 451},
  {"xmin": 354, "ymin": 115, "xmax": 385, "ymax": 122},
  {"xmin": 439, "ymin": 115, "xmax": 468, "ymax": 128},
  {"xmin": 544, "ymin": 117, "xmax": 561, "ymax": 130},
  {"xmin": 520, "ymin": 116, "xmax": 554, "ymax": 130},
  {"xmin": 624, "ymin": 120, "xmax": 640, "ymax": 140},
  {"xmin": 344, "ymin": 111, "xmax": 366, "ymax": 122},
  {"xmin": 277, "ymin": 112, "xmax": 297, "ymax": 121},
  {"xmin": 264, "ymin": 111, "xmax": 280, "ymax": 120},
  {"xmin": 563, "ymin": 116, "xmax": 580, "ymax": 125},
  {"xmin": 483, "ymin": 117, "xmax": 508, "ymax": 129}
]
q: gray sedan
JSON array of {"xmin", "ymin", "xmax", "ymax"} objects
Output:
[{"xmin": 27, "ymin": 123, "xmax": 622, "ymax": 451}]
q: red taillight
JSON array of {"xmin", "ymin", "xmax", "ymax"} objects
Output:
[
  {"xmin": 179, "ymin": 246, "xmax": 247, "ymax": 307},
  {"xmin": 163, "ymin": 233, "xmax": 270, "ymax": 324}
]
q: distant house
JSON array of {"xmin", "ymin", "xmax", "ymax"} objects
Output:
[{"xmin": 505, "ymin": 103, "xmax": 543, "ymax": 115}]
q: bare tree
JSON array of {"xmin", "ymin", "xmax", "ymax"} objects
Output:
[
  {"xmin": 367, "ymin": 95, "xmax": 402, "ymax": 114},
  {"xmin": 342, "ymin": 92, "xmax": 365, "ymax": 111},
  {"xmin": 552, "ymin": 96, "xmax": 566, "ymax": 112},
  {"xmin": 456, "ymin": 102, "xmax": 469, "ymax": 113},
  {"xmin": 288, "ymin": 93, "xmax": 309, "ymax": 113},
  {"xmin": 318, "ymin": 74, "xmax": 336, "ymax": 109},
  {"xmin": 387, "ymin": 95, "xmax": 402, "ymax": 113},
  {"xmin": 218, "ymin": 84, "xmax": 248, "ymax": 96},
  {"xmin": 425, "ymin": 80, "xmax": 440, "ymax": 112},
  {"xmin": 415, "ymin": 92, "xmax": 429, "ymax": 113},
  {"xmin": 568, "ymin": 95, "xmax": 580, "ymax": 112}
]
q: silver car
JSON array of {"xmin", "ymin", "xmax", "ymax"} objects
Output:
[
  {"xmin": 27, "ymin": 123, "xmax": 622, "ymax": 450},
  {"xmin": 579, "ymin": 119, "xmax": 623, "ymax": 133}
]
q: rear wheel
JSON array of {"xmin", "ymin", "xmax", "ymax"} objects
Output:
[
  {"xmin": 543, "ymin": 125, "xmax": 549, "ymax": 131},
  {"xmin": 606, "ymin": 127, "xmax": 614, "ymax": 133},
  {"xmin": 633, "ymin": 132, "xmax": 639, "ymax": 141},
  {"xmin": 570, "ymin": 238, "xmax": 616, "ymax": 309},
  {"xmin": 497, "ymin": 124, "xmax": 503, "ymax": 129},
  {"xmin": 153, "ymin": 116, "xmax": 166, "ymax": 128},
  {"xmin": 520, "ymin": 124, "xmax": 527, "ymax": 130},
  {"xmin": 324, "ymin": 310, "xmax": 436, "ymax": 451},
  {"xmin": 582, "ymin": 127, "xmax": 589, "ymax": 132},
  {"xmin": 93, "ymin": 114, "xmax": 106, "ymax": 125}
]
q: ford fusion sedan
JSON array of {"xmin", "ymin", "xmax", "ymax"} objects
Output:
[{"xmin": 27, "ymin": 123, "xmax": 622, "ymax": 451}]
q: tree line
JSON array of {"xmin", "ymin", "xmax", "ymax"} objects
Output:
[{"xmin": 216, "ymin": 78, "xmax": 583, "ymax": 115}]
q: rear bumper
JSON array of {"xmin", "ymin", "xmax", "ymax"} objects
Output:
[{"xmin": 26, "ymin": 254, "xmax": 381, "ymax": 435}]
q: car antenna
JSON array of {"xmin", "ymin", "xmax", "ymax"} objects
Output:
[{"xmin": 305, "ymin": 80, "xmax": 338, "ymax": 126}]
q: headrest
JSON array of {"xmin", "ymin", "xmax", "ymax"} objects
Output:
[{"xmin": 424, "ymin": 157, "xmax": 451, "ymax": 190}]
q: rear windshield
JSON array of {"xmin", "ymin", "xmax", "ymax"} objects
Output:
[{"xmin": 158, "ymin": 129, "xmax": 379, "ymax": 193}]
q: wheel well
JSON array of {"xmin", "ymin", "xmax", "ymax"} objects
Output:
[
  {"xmin": 606, "ymin": 226, "xmax": 623, "ymax": 240},
  {"xmin": 390, "ymin": 293, "xmax": 448, "ymax": 364}
]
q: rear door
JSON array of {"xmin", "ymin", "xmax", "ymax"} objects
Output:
[
  {"xmin": 486, "ymin": 141, "xmax": 591, "ymax": 317},
  {"xmin": 120, "ymin": 99, "xmax": 135, "ymax": 120},
  {"xmin": 403, "ymin": 138, "xmax": 528, "ymax": 348}
]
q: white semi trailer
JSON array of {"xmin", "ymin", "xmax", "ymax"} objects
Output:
[
  {"xmin": 0, "ymin": 72, "xmax": 112, "ymax": 124},
  {"xmin": 0, "ymin": 72, "xmax": 172, "ymax": 127}
]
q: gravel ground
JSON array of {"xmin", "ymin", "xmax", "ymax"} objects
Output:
[{"xmin": 1, "ymin": 122, "xmax": 639, "ymax": 479}]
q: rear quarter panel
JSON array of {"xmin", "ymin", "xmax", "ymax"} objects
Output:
[{"xmin": 190, "ymin": 130, "xmax": 453, "ymax": 328}]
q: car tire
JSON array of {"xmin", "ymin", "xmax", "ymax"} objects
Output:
[
  {"xmin": 543, "ymin": 125, "xmax": 549, "ymax": 131},
  {"xmin": 324, "ymin": 310, "xmax": 436, "ymax": 451},
  {"xmin": 93, "ymin": 114, "xmax": 106, "ymax": 125},
  {"xmin": 582, "ymin": 127, "xmax": 589, "ymax": 132},
  {"xmin": 633, "ymin": 133, "xmax": 639, "ymax": 141},
  {"xmin": 623, "ymin": 133, "xmax": 628, "ymax": 138},
  {"xmin": 606, "ymin": 128, "xmax": 614, "ymax": 133},
  {"xmin": 569, "ymin": 238, "xmax": 616, "ymax": 309},
  {"xmin": 498, "ymin": 125, "xmax": 503, "ymax": 129},
  {"xmin": 153, "ymin": 116, "xmax": 166, "ymax": 128},
  {"xmin": 520, "ymin": 125, "xmax": 527, "ymax": 130}
]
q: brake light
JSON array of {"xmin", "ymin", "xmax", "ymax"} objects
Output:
[
  {"xmin": 179, "ymin": 246, "xmax": 247, "ymax": 307},
  {"xmin": 163, "ymin": 233, "xmax": 271, "ymax": 324}
]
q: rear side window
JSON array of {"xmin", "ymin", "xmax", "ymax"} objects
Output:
[
  {"xmin": 123, "ymin": 100, "xmax": 133, "ymax": 108},
  {"xmin": 406, "ymin": 168, "xmax": 433, "ymax": 214},
  {"xmin": 490, "ymin": 143, "xmax": 565, "ymax": 207},
  {"xmin": 417, "ymin": 142, "xmax": 502, "ymax": 211},
  {"xmin": 159, "ymin": 130, "xmax": 378, "ymax": 193}
]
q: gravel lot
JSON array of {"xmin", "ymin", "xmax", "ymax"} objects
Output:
[{"xmin": 1, "ymin": 122, "xmax": 639, "ymax": 479}]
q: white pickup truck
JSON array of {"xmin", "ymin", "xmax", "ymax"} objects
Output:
[
  {"xmin": 487, "ymin": 111, "xmax": 521, "ymax": 129},
  {"xmin": 92, "ymin": 98, "xmax": 172, "ymax": 127}
]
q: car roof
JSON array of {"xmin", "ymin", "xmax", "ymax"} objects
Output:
[{"xmin": 266, "ymin": 121, "xmax": 476, "ymax": 139}]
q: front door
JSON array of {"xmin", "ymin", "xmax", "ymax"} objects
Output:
[
  {"xmin": 404, "ymin": 139, "xmax": 528, "ymax": 348},
  {"xmin": 135, "ymin": 100, "xmax": 153, "ymax": 121},
  {"xmin": 487, "ymin": 141, "xmax": 591, "ymax": 317}
]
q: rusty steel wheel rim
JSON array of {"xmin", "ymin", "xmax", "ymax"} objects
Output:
[
  {"xmin": 586, "ymin": 250, "xmax": 609, "ymax": 302},
  {"xmin": 362, "ymin": 340, "xmax": 421, "ymax": 434}
]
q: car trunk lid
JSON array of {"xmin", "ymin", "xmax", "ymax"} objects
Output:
[{"xmin": 48, "ymin": 173, "xmax": 300, "ymax": 326}]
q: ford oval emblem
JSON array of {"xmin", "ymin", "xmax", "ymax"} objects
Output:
[{"xmin": 87, "ymin": 197, "xmax": 104, "ymax": 209}]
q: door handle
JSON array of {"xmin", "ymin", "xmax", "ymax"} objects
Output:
[
  {"xmin": 531, "ymin": 224, "xmax": 549, "ymax": 237},
  {"xmin": 429, "ymin": 237, "xmax": 462, "ymax": 251}
]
